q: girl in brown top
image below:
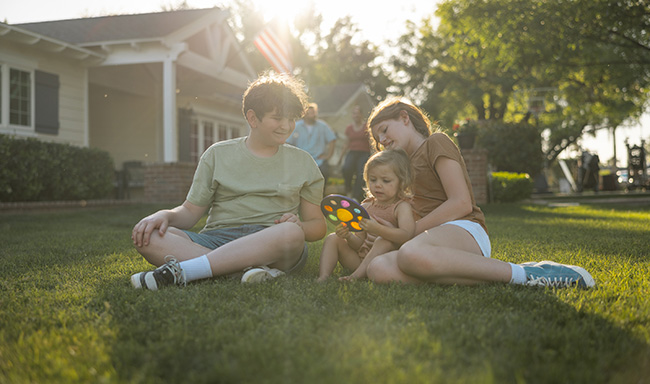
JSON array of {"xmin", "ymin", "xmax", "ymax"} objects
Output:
[
  {"xmin": 318, "ymin": 149, "xmax": 415, "ymax": 282},
  {"xmin": 363, "ymin": 98, "xmax": 595, "ymax": 288}
]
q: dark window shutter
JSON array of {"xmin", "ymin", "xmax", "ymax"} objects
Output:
[{"xmin": 34, "ymin": 70, "xmax": 59, "ymax": 135}]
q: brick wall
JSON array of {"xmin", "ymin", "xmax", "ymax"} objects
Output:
[
  {"xmin": 144, "ymin": 163, "xmax": 196, "ymax": 204},
  {"xmin": 460, "ymin": 148, "xmax": 489, "ymax": 205}
]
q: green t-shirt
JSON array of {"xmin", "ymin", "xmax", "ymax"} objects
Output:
[{"xmin": 187, "ymin": 137, "xmax": 324, "ymax": 232}]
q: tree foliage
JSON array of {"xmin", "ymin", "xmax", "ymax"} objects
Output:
[
  {"xmin": 392, "ymin": 0, "xmax": 650, "ymax": 163},
  {"xmin": 225, "ymin": 0, "xmax": 390, "ymax": 102}
]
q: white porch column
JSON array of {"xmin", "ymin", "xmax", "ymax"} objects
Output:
[{"xmin": 162, "ymin": 58, "xmax": 177, "ymax": 163}]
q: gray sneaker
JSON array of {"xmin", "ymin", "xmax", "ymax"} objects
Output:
[
  {"xmin": 241, "ymin": 266, "xmax": 285, "ymax": 283},
  {"xmin": 131, "ymin": 255, "xmax": 187, "ymax": 290},
  {"xmin": 522, "ymin": 261, "xmax": 595, "ymax": 288}
]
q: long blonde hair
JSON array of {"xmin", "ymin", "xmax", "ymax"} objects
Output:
[{"xmin": 363, "ymin": 149, "xmax": 413, "ymax": 201}]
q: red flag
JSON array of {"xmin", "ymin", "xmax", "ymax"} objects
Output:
[{"xmin": 254, "ymin": 25, "xmax": 293, "ymax": 74}]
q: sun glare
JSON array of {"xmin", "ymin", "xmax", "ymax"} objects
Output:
[{"xmin": 251, "ymin": 0, "xmax": 310, "ymax": 23}]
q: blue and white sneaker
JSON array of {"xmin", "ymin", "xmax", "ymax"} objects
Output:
[
  {"xmin": 131, "ymin": 255, "xmax": 187, "ymax": 290},
  {"xmin": 241, "ymin": 266, "xmax": 285, "ymax": 283},
  {"xmin": 522, "ymin": 261, "xmax": 595, "ymax": 288}
]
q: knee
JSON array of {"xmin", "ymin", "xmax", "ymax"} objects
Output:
[
  {"xmin": 324, "ymin": 232, "xmax": 339, "ymax": 244},
  {"xmin": 397, "ymin": 242, "xmax": 443, "ymax": 278},
  {"xmin": 396, "ymin": 242, "xmax": 421, "ymax": 270},
  {"xmin": 366, "ymin": 256, "xmax": 393, "ymax": 284},
  {"xmin": 277, "ymin": 222, "xmax": 306, "ymax": 250}
]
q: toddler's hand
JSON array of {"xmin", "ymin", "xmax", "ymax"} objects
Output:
[{"xmin": 334, "ymin": 223, "xmax": 351, "ymax": 238}]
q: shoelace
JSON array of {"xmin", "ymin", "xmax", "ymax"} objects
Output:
[
  {"xmin": 526, "ymin": 276, "xmax": 577, "ymax": 288},
  {"xmin": 163, "ymin": 255, "xmax": 187, "ymax": 286}
]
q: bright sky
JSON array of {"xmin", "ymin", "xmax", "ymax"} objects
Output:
[
  {"xmin": 3, "ymin": 0, "xmax": 647, "ymax": 166},
  {"xmin": 2, "ymin": 0, "xmax": 438, "ymax": 45}
]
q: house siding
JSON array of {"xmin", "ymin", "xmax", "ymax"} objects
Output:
[
  {"xmin": 0, "ymin": 40, "xmax": 87, "ymax": 147},
  {"xmin": 89, "ymin": 84, "xmax": 160, "ymax": 169}
]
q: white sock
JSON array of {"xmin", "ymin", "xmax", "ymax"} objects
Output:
[
  {"xmin": 509, "ymin": 263, "xmax": 527, "ymax": 285},
  {"xmin": 179, "ymin": 255, "xmax": 213, "ymax": 282}
]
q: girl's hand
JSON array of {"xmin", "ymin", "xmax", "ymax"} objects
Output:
[{"xmin": 359, "ymin": 216, "xmax": 394, "ymax": 235}]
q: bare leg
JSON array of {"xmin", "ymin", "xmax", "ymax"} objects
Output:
[
  {"xmin": 318, "ymin": 234, "xmax": 343, "ymax": 281},
  {"xmin": 366, "ymin": 251, "xmax": 423, "ymax": 284},
  {"xmin": 318, "ymin": 233, "xmax": 362, "ymax": 282},
  {"xmin": 135, "ymin": 227, "xmax": 211, "ymax": 266},
  {"xmin": 136, "ymin": 222, "xmax": 305, "ymax": 276},
  {"xmin": 343, "ymin": 237, "xmax": 397, "ymax": 280},
  {"xmin": 368, "ymin": 225, "xmax": 512, "ymax": 285}
]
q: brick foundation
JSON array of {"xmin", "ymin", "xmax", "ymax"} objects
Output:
[
  {"xmin": 144, "ymin": 163, "xmax": 196, "ymax": 204},
  {"xmin": 460, "ymin": 148, "xmax": 489, "ymax": 205}
]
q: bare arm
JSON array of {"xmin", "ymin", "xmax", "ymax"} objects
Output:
[
  {"xmin": 132, "ymin": 200, "xmax": 207, "ymax": 247},
  {"xmin": 280, "ymin": 198, "xmax": 327, "ymax": 242},
  {"xmin": 414, "ymin": 157, "xmax": 473, "ymax": 235},
  {"xmin": 341, "ymin": 201, "xmax": 415, "ymax": 281},
  {"xmin": 359, "ymin": 201, "xmax": 415, "ymax": 246},
  {"xmin": 336, "ymin": 224, "xmax": 366, "ymax": 251}
]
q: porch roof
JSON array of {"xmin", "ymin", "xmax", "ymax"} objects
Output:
[{"xmin": 14, "ymin": 8, "xmax": 220, "ymax": 46}]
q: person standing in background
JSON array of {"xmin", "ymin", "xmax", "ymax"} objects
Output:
[
  {"xmin": 340, "ymin": 105, "xmax": 371, "ymax": 202},
  {"xmin": 287, "ymin": 103, "xmax": 337, "ymax": 186}
]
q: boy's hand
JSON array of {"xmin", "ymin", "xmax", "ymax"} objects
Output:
[
  {"xmin": 275, "ymin": 213, "xmax": 302, "ymax": 228},
  {"xmin": 132, "ymin": 211, "xmax": 169, "ymax": 247}
]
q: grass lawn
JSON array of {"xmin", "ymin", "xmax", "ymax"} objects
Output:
[{"xmin": 1, "ymin": 202, "xmax": 649, "ymax": 383}]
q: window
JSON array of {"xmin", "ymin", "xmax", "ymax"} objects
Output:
[
  {"xmin": 203, "ymin": 121, "xmax": 214, "ymax": 152},
  {"xmin": 1, "ymin": 64, "xmax": 59, "ymax": 135},
  {"xmin": 186, "ymin": 115, "xmax": 244, "ymax": 163},
  {"xmin": 10, "ymin": 68, "xmax": 31, "ymax": 126}
]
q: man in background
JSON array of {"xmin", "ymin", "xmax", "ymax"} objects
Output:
[{"xmin": 287, "ymin": 103, "xmax": 337, "ymax": 186}]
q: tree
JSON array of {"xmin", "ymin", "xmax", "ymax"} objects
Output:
[
  {"xmin": 300, "ymin": 16, "xmax": 391, "ymax": 102},
  {"xmin": 391, "ymin": 0, "xmax": 650, "ymax": 163},
  {"xmin": 225, "ymin": 0, "xmax": 390, "ymax": 102}
]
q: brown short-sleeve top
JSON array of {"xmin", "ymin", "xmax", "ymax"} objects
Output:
[{"xmin": 409, "ymin": 133, "xmax": 487, "ymax": 232}]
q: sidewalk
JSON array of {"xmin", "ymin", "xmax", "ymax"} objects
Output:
[{"xmin": 529, "ymin": 190, "xmax": 650, "ymax": 206}]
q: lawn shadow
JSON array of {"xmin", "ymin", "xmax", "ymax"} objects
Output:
[{"xmin": 91, "ymin": 271, "xmax": 650, "ymax": 383}]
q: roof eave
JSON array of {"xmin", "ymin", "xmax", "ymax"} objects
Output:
[{"xmin": 0, "ymin": 22, "xmax": 105, "ymax": 64}]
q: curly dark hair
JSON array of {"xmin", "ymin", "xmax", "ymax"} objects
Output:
[{"xmin": 242, "ymin": 72, "xmax": 308, "ymax": 121}]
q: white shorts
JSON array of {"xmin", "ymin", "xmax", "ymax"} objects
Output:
[{"xmin": 440, "ymin": 220, "xmax": 492, "ymax": 258}]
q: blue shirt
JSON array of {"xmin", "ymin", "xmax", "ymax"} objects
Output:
[{"xmin": 287, "ymin": 119, "xmax": 337, "ymax": 166}]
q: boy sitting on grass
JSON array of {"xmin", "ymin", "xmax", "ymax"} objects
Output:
[{"xmin": 130, "ymin": 73, "xmax": 326, "ymax": 289}]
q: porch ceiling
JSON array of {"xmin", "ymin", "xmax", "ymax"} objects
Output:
[{"xmin": 89, "ymin": 62, "xmax": 243, "ymax": 104}]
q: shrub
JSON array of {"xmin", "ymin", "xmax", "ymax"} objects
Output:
[
  {"xmin": 0, "ymin": 135, "xmax": 114, "ymax": 202},
  {"xmin": 490, "ymin": 172, "xmax": 534, "ymax": 203},
  {"xmin": 477, "ymin": 121, "xmax": 543, "ymax": 176}
]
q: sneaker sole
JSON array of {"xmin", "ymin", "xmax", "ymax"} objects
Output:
[
  {"xmin": 241, "ymin": 269, "xmax": 272, "ymax": 283},
  {"xmin": 130, "ymin": 272, "xmax": 159, "ymax": 290},
  {"xmin": 131, "ymin": 273, "xmax": 144, "ymax": 289}
]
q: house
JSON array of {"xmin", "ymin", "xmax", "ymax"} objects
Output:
[
  {"xmin": 1, "ymin": 8, "xmax": 256, "ymax": 202},
  {"xmin": 307, "ymin": 83, "xmax": 375, "ymax": 167},
  {"xmin": 0, "ymin": 9, "xmax": 384, "ymax": 202}
]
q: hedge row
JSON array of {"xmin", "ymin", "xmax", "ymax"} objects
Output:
[
  {"xmin": 0, "ymin": 135, "xmax": 114, "ymax": 202},
  {"xmin": 490, "ymin": 172, "xmax": 534, "ymax": 203}
]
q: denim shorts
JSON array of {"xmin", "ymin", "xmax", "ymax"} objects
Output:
[
  {"xmin": 440, "ymin": 220, "xmax": 492, "ymax": 258},
  {"xmin": 183, "ymin": 225, "xmax": 308, "ymax": 274}
]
